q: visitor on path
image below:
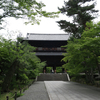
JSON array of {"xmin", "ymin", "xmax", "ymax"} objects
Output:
[
  {"xmin": 54, "ymin": 70, "xmax": 56, "ymax": 73},
  {"xmin": 51, "ymin": 69, "xmax": 54, "ymax": 73},
  {"xmin": 44, "ymin": 69, "xmax": 46, "ymax": 73}
]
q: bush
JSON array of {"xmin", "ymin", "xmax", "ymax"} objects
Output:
[
  {"xmin": 46, "ymin": 67, "xmax": 52, "ymax": 73},
  {"xmin": 19, "ymin": 74, "xmax": 29, "ymax": 83},
  {"xmin": 16, "ymin": 92, "xmax": 24, "ymax": 98},
  {"xmin": 56, "ymin": 67, "xmax": 62, "ymax": 73}
]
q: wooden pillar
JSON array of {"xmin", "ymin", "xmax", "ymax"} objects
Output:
[
  {"xmin": 62, "ymin": 68, "xmax": 64, "ymax": 73},
  {"xmin": 43, "ymin": 67, "xmax": 46, "ymax": 73},
  {"xmin": 53, "ymin": 66, "xmax": 56, "ymax": 73}
]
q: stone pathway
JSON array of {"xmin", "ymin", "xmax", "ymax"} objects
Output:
[
  {"xmin": 17, "ymin": 81, "xmax": 49, "ymax": 100},
  {"xmin": 17, "ymin": 81, "xmax": 100, "ymax": 100},
  {"xmin": 45, "ymin": 81, "xmax": 100, "ymax": 100}
]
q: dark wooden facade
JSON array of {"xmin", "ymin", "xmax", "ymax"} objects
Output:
[{"xmin": 23, "ymin": 33, "xmax": 69, "ymax": 73}]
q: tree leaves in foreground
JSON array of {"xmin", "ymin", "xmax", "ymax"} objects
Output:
[
  {"xmin": 0, "ymin": 36, "xmax": 46, "ymax": 92},
  {"xmin": 62, "ymin": 21, "xmax": 100, "ymax": 83},
  {"xmin": 0, "ymin": 0, "xmax": 60, "ymax": 29}
]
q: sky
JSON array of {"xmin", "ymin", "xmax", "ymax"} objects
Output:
[{"xmin": 0, "ymin": 0, "xmax": 100, "ymax": 39}]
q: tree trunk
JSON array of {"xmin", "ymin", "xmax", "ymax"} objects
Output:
[
  {"xmin": 85, "ymin": 70, "xmax": 92, "ymax": 84},
  {"xmin": 85, "ymin": 71, "xmax": 89, "ymax": 83},
  {"xmin": 1, "ymin": 58, "xmax": 18, "ymax": 92},
  {"xmin": 96, "ymin": 58, "xmax": 100, "ymax": 75},
  {"xmin": 90, "ymin": 68, "xmax": 94, "ymax": 84},
  {"xmin": 98, "ymin": 64, "xmax": 100, "ymax": 75}
]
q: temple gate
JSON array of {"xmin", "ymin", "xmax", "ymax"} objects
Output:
[{"xmin": 23, "ymin": 33, "xmax": 69, "ymax": 73}]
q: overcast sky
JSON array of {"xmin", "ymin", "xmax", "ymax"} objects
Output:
[{"xmin": 0, "ymin": 0, "xmax": 100, "ymax": 39}]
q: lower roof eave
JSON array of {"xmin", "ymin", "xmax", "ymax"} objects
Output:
[{"xmin": 35, "ymin": 52, "xmax": 65, "ymax": 56}]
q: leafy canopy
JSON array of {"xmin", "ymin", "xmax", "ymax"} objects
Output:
[
  {"xmin": 62, "ymin": 21, "xmax": 100, "ymax": 76},
  {"xmin": 0, "ymin": 0, "xmax": 60, "ymax": 29},
  {"xmin": 57, "ymin": 0, "xmax": 98, "ymax": 38}
]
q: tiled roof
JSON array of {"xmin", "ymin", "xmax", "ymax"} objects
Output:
[{"xmin": 24, "ymin": 33, "xmax": 69, "ymax": 41}]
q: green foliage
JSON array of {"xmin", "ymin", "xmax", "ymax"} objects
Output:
[
  {"xmin": 62, "ymin": 21, "xmax": 100, "ymax": 83},
  {"xmin": 14, "ymin": 92, "xmax": 24, "ymax": 98},
  {"xmin": 56, "ymin": 67, "xmax": 62, "ymax": 73},
  {"xmin": 19, "ymin": 74, "xmax": 29, "ymax": 83},
  {"xmin": 57, "ymin": 0, "xmax": 98, "ymax": 38},
  {"xmin": 46, "ymin": 67, "xmax": 52, "ymax": 73},
  {"xmin": 0, "ymin": 0, "xmax": 60, "ymax": 29},
  {"xmin": 0, "ymin": 36, "xmax": 46, "ymax": 92}
]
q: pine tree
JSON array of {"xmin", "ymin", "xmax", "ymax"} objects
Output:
[{"xmin": 57, "ymin": 0, "xmax": 98, "ymax": 38}]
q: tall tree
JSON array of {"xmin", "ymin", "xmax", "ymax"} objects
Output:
[
  {"xmin": 57, "ymin": 0, "xmax": 98, "ymax": 38},
  {"xmin": 0, "ymin": 0, "xmax": 60, "ymax": 29},
  {"xmin": 62, "ymin": 21, "xmax": 100, "ymax": 83},
  {"xmin": 0, "ymin": 37, "xmax": 46, "ymax": 92}
]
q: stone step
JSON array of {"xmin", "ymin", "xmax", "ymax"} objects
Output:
[{"xmin": 37, "ymin": 73, "xmax": 68, "ymax": 81}]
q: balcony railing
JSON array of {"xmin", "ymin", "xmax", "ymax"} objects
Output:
[{"xmin": 35, "ymin": 47, "xmax": 66, "ymax": 52}]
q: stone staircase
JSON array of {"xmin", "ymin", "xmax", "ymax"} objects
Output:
[{"xmin": 37, "ymin": 73, "xmax": 68, "ymax": 81}]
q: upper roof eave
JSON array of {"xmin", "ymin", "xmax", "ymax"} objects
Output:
[{"xmin": 24, "ymin": 33, "xmax": 69, "ymax": 41}]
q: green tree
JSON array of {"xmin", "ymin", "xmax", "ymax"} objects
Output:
[
  {"xmin": 82, "ymin": 21, "xmax": 100, "ymax": 75},
  {"xmin": 0, "ymin": 0, "xmax": 60, "ymax": 29},
  {"xmin": 57, "ymin": 0, "xmax": 98, "ymax": 38},
  {"xmin": 0, "ymin": 37, "xmax": 46, "ymax": 92},
  {"xmin": 62, "ymin": 21, "xmax": 100, "ymax": 83}
]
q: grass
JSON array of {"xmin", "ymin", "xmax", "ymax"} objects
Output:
[
  {"xmin": 0, "ymin": 79, "xmax": 34, "ymax": 100},
  {"xmin": 0, "ymin": 90, "xmax": 24, "ymax": 100},
  {"xmin": 0, "ymin": 91, "xmax": 15, "ymax": 100}
]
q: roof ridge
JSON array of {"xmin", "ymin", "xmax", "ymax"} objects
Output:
[{"xmin": 27, "ymin": 33, "xmax": 69, "ymax": 35}]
